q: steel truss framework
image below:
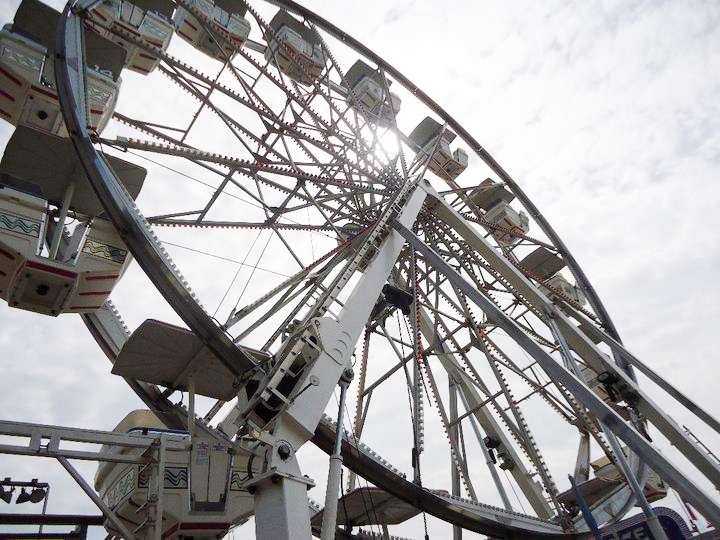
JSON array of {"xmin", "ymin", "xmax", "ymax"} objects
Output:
[{"xmin": 0, "ymin": 0, "xmax": 718, "ymax": 539}]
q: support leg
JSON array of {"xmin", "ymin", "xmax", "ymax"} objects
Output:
[{"xmin": 253, "ymin": 474, "xmax": 312, "ymax": 540}]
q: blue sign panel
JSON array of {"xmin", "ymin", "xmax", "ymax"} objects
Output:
[{"xmin": 601, "ymin": 508, "xmax": 690, "ymax": 540}]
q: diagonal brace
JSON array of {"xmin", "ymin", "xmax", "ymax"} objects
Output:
[{"xmin": 393, "ymin": 220, "xmax": 720, "ymax": 528}]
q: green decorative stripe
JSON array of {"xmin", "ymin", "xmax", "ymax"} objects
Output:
[
  {"xmin": 229, "ymin": 470, "xmax": 247, "ymax": 490},
  {"xmin": 138, "ymin": 466, "xmax": 188, "ymax": 489},
  {"xmin": 0, "ymin": 212, "xmax": 41, "ymax": 237},
  {"xmin": 104, "ymin": 468, "xmax": 135, "ymax": 509},
  {"xmin": 82, "ymin": 239, "xmax": 127, "ymax": 264},
  {"xmin": 164, "ymin": 468, "xmax": 188, "ymax": 487}
]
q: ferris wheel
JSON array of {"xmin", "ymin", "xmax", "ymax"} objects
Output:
[{"xmin": 0, "ymin": 0, "xmax": 718, "ymax": 539}]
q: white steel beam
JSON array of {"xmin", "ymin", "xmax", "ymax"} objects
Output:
[
  {"xmin": 245, "ymin": 184, "xmax": 428, "ymax": 540},
  {"xmin": 249, "ymin": 183, "xmax": 428, "ymax": 450},
  {"xmin": 424, "ymin": 186, "xmax": 720, "ymax": 490},
  {"xmin": 570, "ymin": 310, "xmax": 720, "ymax": 435},
  {"xmin": 413, "ymin": 304, "xmax": 551, "ymax": 518},
  {"xmin": 394, "ymin": 221, "xmax": 720, "ymax": 528},
  {"xmin": 0, "ymin": 419, "xmax": 187, "ymax": 463}
]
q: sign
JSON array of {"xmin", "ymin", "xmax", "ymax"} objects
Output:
[{"xmin": 601, "ymin": 508, "xmax": 691, "ymax": 540}]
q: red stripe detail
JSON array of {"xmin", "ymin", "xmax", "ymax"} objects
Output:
[
  {"xmin": 116, "ymin": 22, "xmax": 141, "ymax": 37},
  {"xmin": 0, "ymin": 108, "xmax": 11, "ymax": 119},
  {"xmin": 131, "ymin": 65, "xmax": 150, "ymax": 74},
  {"xmin": 177, "ymin": 30, "xmax": 193, "ymax": 42},
  {"xmin": 161, "ymin": 523, "xmax": 179, "ymax": 540},
  {"xmin": 69, "ymin": 305, "xmax": 102, "ymax": 310},
  {"xmin": 0, "ymin": 66, "xmax": 22, "ymax": 86},
  {"xmin": 90, "ymin": 108, "xmax": 103, "ymax": 114},
  {"xmin": 30, "ymin": 86, "xmax": 58, "ymax": 100},
  {"xmin": 180, "ymin": 523, "xmax": 229, "ymax": 531},
  {"xmin": 185, "ymin": 20, "xmax": 198, "ymax": 31},
  {"xmin": 138, "ymin": 53, "xmax": 156, "ymax": 60},
  {"xmin": 93, "ymin": 11, "xmax": 109, "ymax": 22},
  {"xmin": 0, "ymin": 247, "xmax": 16, "ymax": 260},
  {"xmin": 86, "ymin": 274, "xmax": 119, "ymax": 281},
  {"xmin": 78, "ymin": 291, "xmax": 111, "ymax": 296},
  {"xmin": 26, "ymin": 261, "xmax": 78, "ymax": 279},
  {"xmin": 161, "ymin": 522, "xmax": 230, "ymax": 540},
  {"xmin": 83, "ymin": 23, "xmax": 101, "ymax": 36},
  {"xmin": 0, "ymin": 88, "xmax": 15, "ymax": 102}
]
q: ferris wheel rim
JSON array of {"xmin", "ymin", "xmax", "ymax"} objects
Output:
[
  {"xmin": 51, "ymin": 0, "xmax": 646, "ymax": 535},
  {"xmin": 55, "ymin": 0, "xmax": 626, "ymax": 373}
]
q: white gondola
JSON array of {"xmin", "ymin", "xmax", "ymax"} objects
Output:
[
  {"xmin": 344, "ymin": 59, "xmax": 401, "ymax": 126},
  {"xmin": 174, "ymin": 0, "xmax": 251, "ymax": 61},
  {"xmin": 408, "ymin": 117, "xmax": 468, "ymax": 181},
  {"xmin": 265, "ymin": 11, "xmax": 326, "ymax": 86},
  {"xmin": 467, "ymin": 178, "xmax": 514, "ymax": 211},
  {"xmin": 94, "ymin": 410, "xmax": 254, "ymax": 540},
  {"xmin": 88, "ymin": 0, "xmax": 175, "ymax": 75},
  {"xmin": 519, "ymin": 246, "xmax": 566, "ymax": 281},
  {"xmin": 591, "ymin": 449, "xmax": 668, "ymax": 503},
  {"xmin": 0, "ymin": 0, "xmax": 124, "ymax": 136},
  {"xmin": 484, "ymin": 200, "xmax": 530, "ymax": 246},
  {"xmin": 539, "ymin": 272, "xmax": 587, "ymax": 306},
  {"xmin": 0, "ymin": 127, "xmax": 145, "ymax": 316},
  {"xmin": 95, "ymin": 320, "xmax": 274, "ymax": 538},
  {"xmin": 557, "ymin": 446, "xmax": 667, "ymax": 511}
]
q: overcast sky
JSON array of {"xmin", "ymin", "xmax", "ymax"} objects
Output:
[{"xmin": 1, "ymin": 1, "xmax": 719, "ymax": 538}]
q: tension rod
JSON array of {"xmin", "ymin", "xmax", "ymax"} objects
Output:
[{"xmin": 320, "ymin": 368, "xmax": 354, "ymax": 540}]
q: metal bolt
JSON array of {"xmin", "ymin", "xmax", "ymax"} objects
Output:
[
  {"xmin": 340, "ymin": 368, "xmax": 354, "ymax": 384},
  {"xmin": 277, "ymin": 444, "xmax": 292, "ymax": 460}
]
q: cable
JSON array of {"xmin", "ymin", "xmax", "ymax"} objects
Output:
[
  {"xmin": 400, "ymin": 307, "xmax": 432, "ymax": 538},
  {"xmin": 159, "ymin": 239, "xmax": 288, "ymax": 277},
  {"xmin": 504, "ymin": 468, "xmax": 526, "ymax": 514},
  {"xmin": 125, "ymin": 149, "xmax": 259, "ymax": 206},
  {"xmin": 233, "ymin": 229, "xmax": 274, "ymax": 310},
  {"xmin": 672, "ymin": 488, "xmax": 697, "ymax": 532},
  {"xmin": 210, "ymin": 229, "xmax": 264, "ymax": 318},
  {"xmin": 396, "ymin": 312, "xmax": 419, "ymax": 454}
]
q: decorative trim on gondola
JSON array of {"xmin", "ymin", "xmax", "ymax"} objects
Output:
[
  {"xmin": 82, "ymin": 239, "xmax": 128, "ymax": 263},
  {"xmin": 0, "ymin": 212, "xmax": 41, "ymax": 237}
]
